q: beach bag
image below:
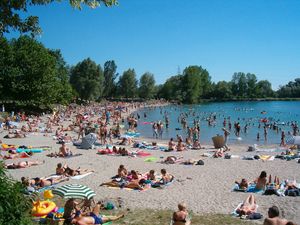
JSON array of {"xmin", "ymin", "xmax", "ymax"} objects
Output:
[
  {"xmin": 224, "ymin": 154, "xmax": 231, "ymax": 159},
  {"xmin": 196, "ymin": 160, "xmax": 204, "ymax": 165},
  {"xmin": 248, "ymin": 212, "xmax": 263, "ymax": 220},
  {"xmin": 212, "ymin": 135, "xmax": 224, "ymax": 148},
  {"xmin": 248, "ymin": 146, "xmax": 255, "ymax": 152}
]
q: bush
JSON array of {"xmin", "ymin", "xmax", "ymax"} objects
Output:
[{"xmin": 0, "ymin": 162, "xmax": 34, "ymax": 225}]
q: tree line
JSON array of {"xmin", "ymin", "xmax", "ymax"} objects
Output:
[{"xmin": 0, "ymin": 36, "xmax": 299, "ymax": 110}]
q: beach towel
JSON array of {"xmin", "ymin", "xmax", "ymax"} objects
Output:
[
  {"xmin": 144, "ymin": 157, "xmax": 158, "ymax": 162},
  {"xmin": 232, "ymin": 202, "xmax": 260, "ymax": 218},
  {"xmin": 232, "ymin": 184, "xmax": 247, "ymax": 192},
  {"xmin": 46, "ymin": 153, "xmax": 82, "ymax": 158},
  {"xmin": 16, "ymin": 148, "xmax": 43, "ymax": 153},
  {"xmin": 71, "ymin": 172, "xmax": 93, "ymax": 180},
  {"xmin": 246, "ymin": 184, "xmax": 264, "ymax": 194},
  {"xmin": 259, "ymin": 155, "xmax": 275, "ymax": 161}
]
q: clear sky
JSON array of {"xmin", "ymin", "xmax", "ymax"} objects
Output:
[{"xmin": 6, "ymin": 0, "xmax": 300, "ymax": 89}]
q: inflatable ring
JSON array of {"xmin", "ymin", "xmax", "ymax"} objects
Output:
[{"xmin": 32, "ymin": 200, "xmax": 56, "ymax": 217}]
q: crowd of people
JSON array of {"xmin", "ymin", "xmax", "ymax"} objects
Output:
[{"xmin": 1, "ymin": 101, "xmax": 299, "ymax": 224}]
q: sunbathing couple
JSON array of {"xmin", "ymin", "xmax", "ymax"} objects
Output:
[
  {"xmin": 21, "ymin": 175, "xmax": 68, "ymax": 190},
  {"xmin": 2, "ymin": 150, "xmax": 33, "ymax": 159},
  {"xmin": 63, "ymin": 198, "xmax": 124, "ymax": 225},
  {"xmin": 236, "ymin": 171, "xmax": 278, "ymax": 192},
  {"xmin": 100, "ymin": 165, "xmax": 174, "ymax": 190},
  {"xmin": 5, "ymin": 160, "xmax": 44, "ymax": 169},
  {"xmin": 56, "ymin": 163, "xmax": 94, "ymax": 177}
]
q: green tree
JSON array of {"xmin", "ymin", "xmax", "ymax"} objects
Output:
[
  {"xmin": 70, "ymin": 58, "xmax": 104, "ymax": 101},
  {"xmin": 48, "ymin": 49, "xmax": 73, "ymax": 104},
  {"xmin": 246, "ymin": 73, "xmax": 257, "ymax": 98},
  {"xmin": 256, "ymin": 80, "xmax": 274, "ymax": 98},
  {"xmin": 138, "ymin": 72, "xmax": 156, "ymax": 99},
  {"xmin": 0, "ymin": 37, "xmax": 15, "ymax": 101},
  {"xmin": 117, "ymin": 69, "xmax": 138, "ymax": 98},
  {"xmin": 0, "ymin": 162, "xmax": 34, "ymax": 225},
  {"xmin": 0, "ymin": 36, "xmax": 70, "ymax": 108},
  {"xmin": 182, "ymin": 66, "xmax": 212, "ymax": 103},
  {"xmin": 182, "ymin": 66, "xmax": 202, "ymax": 104},
  {"xmin": 213, "ymin": 81, "xmax": 233, "ymax": 99},
  {"xmin": 0, "ymin": 0, "xmax": 118, "ymax": 37},
  {"xmin": 231, "ymin": 72, "xmax": 247, "ymax": 98},
  {"xmin": 158, "ymin": 75, "xmax": 183, "ymax": 102},
  {"xmin": 277, "ymin": 78, "xmax": 300, "ymax": 98},
  {"xmin": 103, "ymin": 60, "xmax": 118, "ymax": 98}
]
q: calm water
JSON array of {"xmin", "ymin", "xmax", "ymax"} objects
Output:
[{"xmin": 135, "ymin": 101, "xmax": 300, "ymax": 145}]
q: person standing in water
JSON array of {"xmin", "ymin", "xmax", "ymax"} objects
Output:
[
  {"xmin": 280, "ymin": 131, "xmax": 286, "ymax": 146},
  {"xmin": 222, "ymin": 127, "xmax": 230, "ymax": 151}
]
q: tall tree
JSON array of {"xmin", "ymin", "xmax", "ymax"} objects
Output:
[
  {"xmin": 0, "ymin": 36, "xmax": 71, "ymax": 108},
  {"xmin": 138, "ymin": 72, "xmax": 156, "ymax": 99},
  {"xmin": 0, "ymin": 0, "xmax": 118, "ymax": 37},
  {"xmin": 213, "ymin": 81, "xmax": 233, "ymax": 99},
  {"xmin": 246, "ymin": 73, "xmax": 257, "ymax": 98},
  {"xmin": 182, "ymin": 66, "xmax": 202, "ymax": 104},
  {"xmin": 70, "ymin": 58, "xmax": 104, "ymax": 101},
  {"xmin": 48, "ymin": 49, "xmax": 73, "ymax": 104},
  {"xmin": 117, "ymin": 69, "xmax": 138, "ymax": 98},
  {"xmin": 182, "ymin": 65, "xmax": 212, "ymax": 103},
  {"xmin": 256, "ymin": 80, "xmax": 274, "ymax": 98},
  {"xmin": 277, "ymin": 78, "xmax": 300, "ymax": 98},
  {"xmin": 158, "ymin": 75, "xmax": 183, "ymax": 102},
  {"xmin": 103, "ymin": 60, "xmax": 118, "ymax": 97},
  {"xmin": 231, "ymin": 72, "xmax": 247, "ymax": 98}
]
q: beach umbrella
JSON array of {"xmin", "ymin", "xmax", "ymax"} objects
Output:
[
  {"xmin": 53, "ymin": 184, "xmax": 96, "ymax": 199},
  {"xmin": 80, "ymin": 133, "xmax": 97, "ymax": 149},
  {"xmin": 286, "ymin": 135, "xmax": 300, "ymax": 145}
]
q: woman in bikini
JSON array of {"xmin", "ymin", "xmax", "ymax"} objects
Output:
[
  {"xmin": 67, "ymin": 200, "xmax": 124, "ymax": 225},
  {"xmin": 5, "ymin": 160, "xmax": 44, "ymax": 169},
  {"xmin": 236, "ymin": 194, "xmax": 258, "ymax": 216},
  {"xmin": 255, "ymin": 171, "xmax": 267, "ymax": 191}
]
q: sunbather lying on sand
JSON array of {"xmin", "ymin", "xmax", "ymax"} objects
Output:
[
  {"xmin": 5, "ymin": 160, "xmax": 44, "ymax": 169},
  {"xmin": 100, "ymin": 169, "xmax": 145, "ymax": 190},
  {"xmin": 63, "ymin": 199, "xmax": 124, "ymax": 225},
  {"xmin": 182, "ymin": 158, "xmax": 204, "ymax": 165},
  {"xmin": 235, "ymin": 178, "xmax": 249, "ymax": 190},
  {"xmin": 4, "ymin": 130, "xmax": 26, "ymax": 138},
  {"xmin": 22, "ymin": 175, "xmax": 68, "ymax": 188},
  {"xmin": 236, "ymin": 194, "xmax": 258, "ymax": 216},
  {"xmin": 164, "ymin": 156, "xmax": 184, "ymax": 164},
  {"xmin": 56, "ymin": 163, "xmax": 94, "ymax": 177},
  {"xmin": 3, "ymin": 150, "xmax": 33, "ymax": 159},
  {"xmin": 213, "ymin": 148, "xmax": 225, "ymax": 158}
]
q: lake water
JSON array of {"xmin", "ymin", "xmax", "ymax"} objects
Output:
[{"xmin": 136, "ymin": 101, "xmax": 300, "ymax": 145}]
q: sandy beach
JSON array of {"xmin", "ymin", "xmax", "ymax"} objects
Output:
[{"xmin": 2, "ymin": 104, "xmax": 300, "ymax": 224}]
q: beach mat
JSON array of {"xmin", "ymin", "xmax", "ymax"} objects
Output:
[{"xmin": 71, "ymin": 172, "xmax": 93, "ymax": 180}]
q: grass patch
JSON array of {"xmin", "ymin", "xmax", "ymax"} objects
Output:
[{"xmin": 106, "ymin": 209, "xmax": 255, "ymax": 225}]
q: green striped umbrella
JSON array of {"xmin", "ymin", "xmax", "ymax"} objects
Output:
[{"xmin": 53, "ymin": 184, "xmax": 96, "ymax": 199}]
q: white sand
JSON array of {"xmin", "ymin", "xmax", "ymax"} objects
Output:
[{"xmin": 2, "ymin": 109, "xmax": 300, "ymax": 224}]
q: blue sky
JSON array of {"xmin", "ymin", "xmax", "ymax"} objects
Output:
[{"xmin": 6, "ymin": 0, "xmax": 300, "ymax": 89}]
